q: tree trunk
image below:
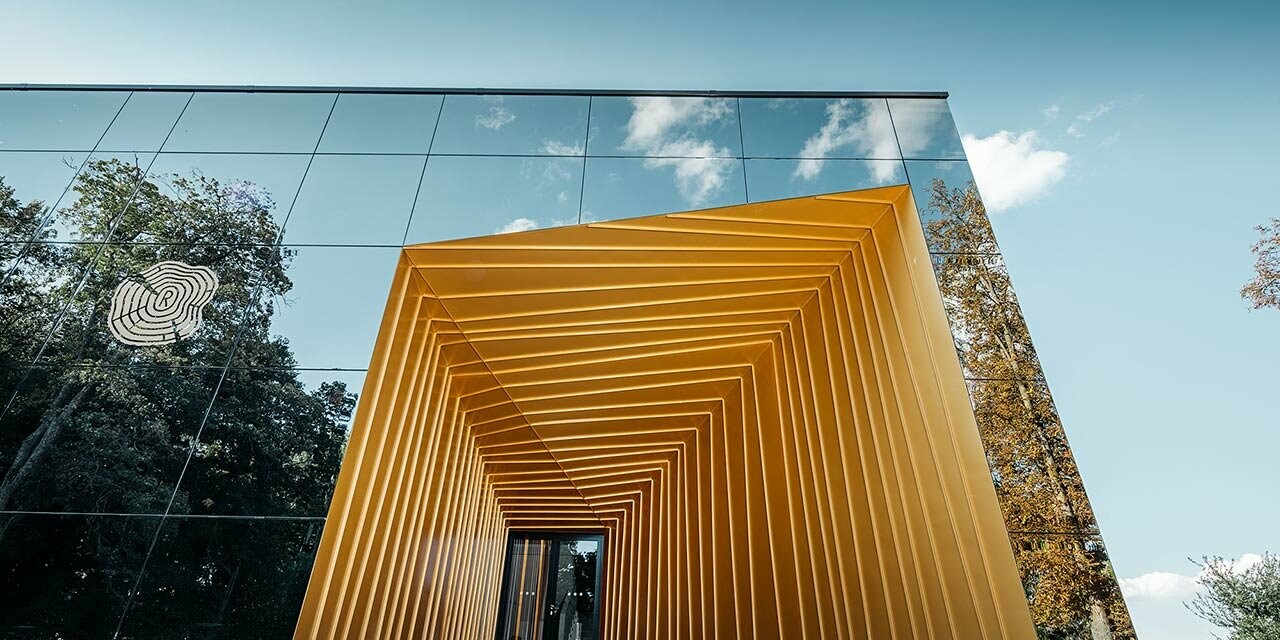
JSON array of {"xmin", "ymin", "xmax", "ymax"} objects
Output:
[{"xmin": 0, "ymin": 381, "xmax": 90, "ymax": 510}]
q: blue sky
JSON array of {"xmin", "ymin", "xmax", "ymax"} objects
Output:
[{"xmin": 4, "ymin": 1, "xmax": 1277, "ymax": 636}]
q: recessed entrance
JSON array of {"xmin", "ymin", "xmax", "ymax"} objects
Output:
[{"xmin": 495, "ymin": 532, "xmax": 604, "ymax": 640}]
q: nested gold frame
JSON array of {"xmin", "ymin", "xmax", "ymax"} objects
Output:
[{"xmin": 295, "ymin": 185, "xmax": 1036, "ymax": 639}]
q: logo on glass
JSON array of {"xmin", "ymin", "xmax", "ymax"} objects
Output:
[{"xmin": 108, "ymin": 260, "xmax": 219, "ymax": 346}]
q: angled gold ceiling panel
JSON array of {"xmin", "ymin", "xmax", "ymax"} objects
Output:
[{"xmin": 296, "ymin": 185, "xmax": 1036, "ymax": 639}]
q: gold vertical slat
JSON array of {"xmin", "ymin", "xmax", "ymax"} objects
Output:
[{"xmin": 296, "ymin": 186, "xmax": 1041, "ymax": 639}]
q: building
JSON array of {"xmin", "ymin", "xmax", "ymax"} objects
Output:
[{"xmin": 0, "ymin": 86, "xmax": 1133, "ymax": 639}]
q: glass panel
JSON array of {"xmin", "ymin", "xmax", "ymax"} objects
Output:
[
  {"xmin": 140, "ymin": 153, "xmax": 313, "ymax": 237},
  {"xmin": 44, "ymin": 152, "xmax": 155, "ymax": 243},
  {"xmin": 0, "ymin": 90, "xmax": 128, "ymax": 151},
  {"xmin": 405, "ymin": 155, "xmax": 582, "ymax": 243},
  {"xmin": 97, "ymin": 91, "xmax": 192, "ymax": 153},
  {"xmin": 739, "ymin": 98, "xmax": 899, "ymax": 159},
  {"xmin": 587, "ymin": 96, "xmax": 741, "ymax": 158},
  {"xmin": 0, "ymin": 151, "xmax": 88, "ymax": 241},
  {"xmin": 251, "ymin": 245, "xmax": 401, "ymax": 370},
  {"xmin": 498, "ymin": 533, "xmax": 603, "ymax": 640},
  {"xmin": 930, "ymin": 253, "xmax": 1043, "ymax": 381},
  {"xmin": 281, "ymin": 155, "xmax": 425, "ymax": 245},
  {"xmin": 905, "ymin": 160, "xmax": 1000, "ymax": 253},
  {"xmin": 746, "ymin": 158, "xmax": 905, "ymax": 203},
  {"xmin": 35, "ymin": 239, "xmax": 271, "ymax": 369},
  {"xmin": 162, "ymin": 92, "xmax": 336, "ymax": 153},
  {"xmin": 0, "ymin": 513, "xmax": 158, "ymax": 638},
  {"xmin": 0, "ymin": 364, "xmax": 222, "ymax": 513},
  {"xmin": 1009, "ymin": 534, "xmax": 1136, "ymax": 640},
  {"xmin": 173, "ymin": 367, "xmax": 354, "ymax": 517},
  {"xmin": 581, "ymin": 156, "xmax": 746, "ymax": 221},
  {"xmin": 431, "ymin": 95, "xmax": 588, "ymax": 156},
  {"xmin": 967, "ymin": 377, "xmax": 1098, "ymax": 534},
  {"xmin": 889, "ymin": 98, "xmax": 966, "ymax": 160},
  {"xmin": 316, "ymin": 93, "xmax": 443, "ymax": 154},
  {"xmin": 116, "ymin": 516, "xmax": 324, "ymax": 639},
  {"xmin": 0, "ymin": 240, "xmax": 68, "ymax": 367}
]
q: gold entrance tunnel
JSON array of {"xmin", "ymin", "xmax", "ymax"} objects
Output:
[{"xmin": 295, "ymin": 185, "xmax": 1037, "ymax": 639}]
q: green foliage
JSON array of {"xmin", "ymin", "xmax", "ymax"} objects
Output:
[
  {"xmin": 1189, "ymin": 553, "xmax": 1280, "ymax": 640},
  {"xmin": 0, "ymin": 160, "xmax": 353, "ymax": 637}
]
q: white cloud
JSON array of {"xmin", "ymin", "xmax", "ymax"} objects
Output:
[
  {"xmin": 496, "ymin": 217, "xmax": 538, "ymax": 234},
  {"xmin": 1066, "ymin": 102, "xmax": 1114, "ymax": 138},
  {"xmin": 541, "ymin": 140, "xmax": 584, "ymax": 156},
  {"xmin": 622, "ymin": 97, "xmax": 736, "ymax": 206},
  {"xmin": 1119, "ymin": 572, "xmax": 1200, "ymax": 600},
  {"xmin": 961, "ymin": 130, "xmax": 1069, "ymax": 212},
  {"xmin": 1042, "ymin": 104, "xmax": 1060, "ymax": 120},
  {"xmin": 1120, "ymin": 554, "xmax": 1266, "ymax": 602},
  {"xmin": 476, "ymin": 105, "xmax": 516, "ymax": 130},
  {"xmin": 793, "ymin": 99, "xmax": 900, "ymax": 184}
]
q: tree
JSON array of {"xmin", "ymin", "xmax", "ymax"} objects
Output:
[
  {"xmin": 1242, "ymin": 218, "xmax": 1280, "ymax": 311},
  {"xmin": 1188, "ymin": 553, "xmax": 1280, "ymax": 640},
  {"xmin": 925, "ymin": 178, "xmax": 1135, "ymax": 639},
  {"xmin": 0, "ymin": 160, "xmax": 353, "ymax": 638}
]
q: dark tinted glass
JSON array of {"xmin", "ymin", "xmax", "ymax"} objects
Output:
[
  {"xmin": 117, "ymin": 517, "xmax": 324, "ymax": 639},
  {"xmin": 172, "ymin": 366, "xmax": 353, "ymax": 517},
  {"xmin": 432, "ymin": 95, "xmax": 588, "ymax": 155},
  {"xmin": 0, "ymin": 513, "xmax": 158, "ymax": 639},
  {"xmin": 0, "ymin": 90, "xmax": 128, "ymax": 150},
  {"xmin": 0, "ymin": 364, "xmax": 222, "ymax": 513},
  {"xmin": 587, "ymin": 96, "xmax": 741, "ymax": 158}
]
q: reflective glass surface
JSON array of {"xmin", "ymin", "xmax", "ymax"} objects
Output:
[
  {"xmin": 431, "ymin": 95, "xmax": 588, "ymax": 156},
  {"xmin": 587, "ymin": 96, "xmax": 741, "ymax": 158},
  {"xmin": 116, "ymin": 516, "xmax": 323, "ymax": 639},
  {"xmin": 316, "ymin": 93, "xmax": 443, "ymax": 154},
  {"xmin": 96, "ymin": 91, "xmax": 192, "ymax": 153},
  {"xmin": 582, "ymin": 156, "xmax": 746, "ymax": 221},
  {"xmin": 405, "ymin": 155, "xmax": 582, "ymax": 242},
  {"xmin": 163, "ymin": 92, "xmax": 336, "ymax": 153},
  {"xmin": 262, "ymin": 245, "xmax": 401, "ymax": 370},
  {"xmin": 746, "ymin": 158, "xmax": 904, "ymax": 202},
  {"xmin": 0, "ymin": 88, "xmax": 1129, "ymax": 639},
  {"xmin": 0, "ymin": 364, "xmax": 222, "ymax": 513},
  {"xmin": 0, "ymin": 513, "xmax": 158, "ymax": 638},
  {"xmin": 931, "ymin": 253, "xmax": 1044, "ymax": 381},
  {"xmin": 282, "ymin": 154, "xmax": 425, "ymax": 245},
  {"xmin": 0, "ymin": 151, "xmax": 87, "ymax": 241},
  {"xmin": 889, "ymin": 98, "xmax": 966, "ymax": 159},
  {"xmin": 0, "ymin": 90, "xmax": 128, "ymax": 150},
  {"xmin": 904, "ymin": 160, "xmax": 1001, "ymax": 253},
  {"xmin": 739, "ymin": 97, "xmax": 899, "ymax": 159}
]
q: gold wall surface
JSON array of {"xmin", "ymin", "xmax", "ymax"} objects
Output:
[{"xmin": 295, "ymin": 185, "xmax": 1038, "ymax": 639}]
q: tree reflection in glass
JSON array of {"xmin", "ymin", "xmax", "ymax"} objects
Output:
[
  {"xmin": 0, "ymin": 160, "xmax": 352, "ymax": 637},
  {"xmin": 925, "ymin": 178, "xmax": 1135, "ymax": 639}
]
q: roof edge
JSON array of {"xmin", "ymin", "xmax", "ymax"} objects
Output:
[{"xmin": 0, "ymin": 83, "xmax": 948, "ymax": 99}]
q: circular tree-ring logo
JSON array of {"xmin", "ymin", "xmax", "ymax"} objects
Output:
[{"xmin": 108, "ymin": 260, "xmax": 220, "ymax": 346}]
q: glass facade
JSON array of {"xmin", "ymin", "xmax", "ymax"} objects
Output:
[{"xmin": 0, "ymin": 87, "xmax": 1132, "ymax": 639}]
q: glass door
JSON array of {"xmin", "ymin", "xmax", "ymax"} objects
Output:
[{"xmin": 495, "ymin": 531, "xmax": 604, "ymax": 640}]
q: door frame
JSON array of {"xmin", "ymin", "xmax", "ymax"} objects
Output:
[{"xmin": 493, "ymin": 530, "xmax": 608, "ymax": 640}]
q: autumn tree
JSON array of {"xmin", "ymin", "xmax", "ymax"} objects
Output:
[
  {"xmin": 0, "ymin": 160, "xmax": 352, "ymax": 638},
  {"xmin": 925, "ymin": 178, "xmax": 1134, "ymax": 640},
  {"xmin": 1241, "ymin": 218, "xmax": 1279, "ymax": 311},
  {"xmin": 1188, "ymin": 553, "xmax": 1280, "ymax": 640}
]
